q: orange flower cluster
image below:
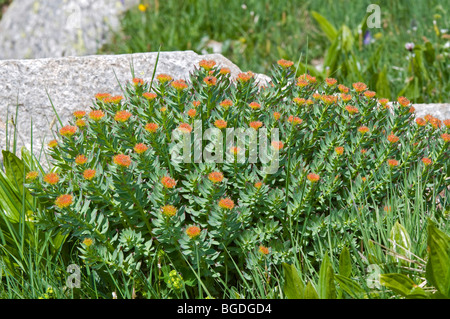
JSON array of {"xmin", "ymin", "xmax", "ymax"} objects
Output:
[
  {"xmin": 157, "ymin": 74, "xmax": 173, "ymax": 83},
  {"xmin": 113, "ymin": 154, "xmax": 131, "ymax": 167},
  {"xmin": 387, "ymin": 134, "xmax": 400, "ymax": 143},
  {"xmin": 249, "ymin": 101, "xmax": 261, "ymax": 110},
  {"xmin": 104, "ymin": 95, "xmax": 124, "ymax": 104},
  {"xmin": 187, "ymin": 109, "xmax": 197, "ymax": 118},
  {"xmin": 73, "ymin": 110, "xmax": 86, "ymax": 118},
  {"xmin": 162, "ymin": 205, "xmax": 177, "ymax": 217},
  {"xmin": 259, "ymin": 245, "xmax": 269, "ymax": 255},
  {"xmin": 89, "ymin": 110, "xmax": 105, "ymax": 121},
  {"xmin": 178, "ymin": 123, "xmax": 193, "ymax": 133},
  {"xmin": 335, "ymin": 147, "xmax": 344, "ymax": 155},
  {"xmin": 277, "ymin": 59, "xmax": 294, "ymax": 68},
  {"xmin": 249, "ymin": 121, "xmax": 263, "ymax": 130},
  {"xmin": 48, "ymin": 140, "xmax": 58, "ymax": 148},
  {"xmin": 199, "ymin": 59, "xmax": 216, "ymax": 71},
  {"xmin": 236, "ymin": 71, "xmax": 254, "ymax": 83},
  {"xmin": 273, "ymin": 112, "xmax": 281, "ymax": 120},
  {"xmin": 307, "ymin": 173, "xmax": 320, "ymax": 183},
  {"xmin": 75, "ymin": 154, "xmax": 88, "ymax": 165},
  {"xmin": 44, "ymin": 172, "xmax": 59, "ymax": 185},
  {"xmin": 145, "ymin": 122, "xmax": 159, "ymax": 133},
  {"xmin": 208, "ymin": 171, "xmax": 224, "ymax": 183},
  {"xmin": 352, "ymin": 82, "xmax": 367, "ymax": 93},
  {"xmin": 26, "ymin": 171, "xmax": 39, "ymax": 181},
  {"xmin": 171, "ymin": 79, "xmax": 188, "ymax": 91},
  {"xmin": 59, "ymin": 125, "xmax": 77, "ymax": 137},
  {"xmin": 215, "ymin": 119, "xmax": 227, "ymax": 129},
  {"xmin": 288, "ymin": 116, "xmax": 303, "ymax": 125},
  {"xmin": 83, "ymin": 169, "xmax": 96, "ymax": 180},
  {"xmin": 143, "ymin": 92, "xmax": 157, "ymax": 101},
  {"xmin": 55, "ymin": 194, "xmax": 73, "ymax": 209},
  {"xmin": 186, "ymin": 225, "xmax": 201, "ymax": 239},
  {"xmin": 203, "ymin": 76, "xmax": 217, "ymax": 86},
  {"xmin": 421, "ymin": 157, "xmax": 432, "ymax": 166},
  {"xmin": 134, "ymin": 143, "xmax": 149, "ymax": 154},
  {"xmin": 387, "ymin": 159, "xmax": 399, "ymax": 168},
  {"xmin": 220, "ymin": 99, "xmax": 233, "ymax": 109},
  {"xmin": 397, "ymin": 96, "xmax": 410, "ymax": 107},
  {"xmin": 271, "ymin": 141, "xmax": 284, "ymax": 150},
  {"xmin": 358, "ymin": 126, "xmax": 370, "ymax": 134},
  {"xmin": 114, "ymin": 110, "xmax": 132, "ymax": 122},
  {"xmin": 338, "ymin": 84, "xmax": 349, "ymax": 93},
  {"xmin": 161, "ymin": 176, "xmax": 177, "ymax": 188},
  {"xmin": 345, "ymin": 105, "xmax": 359, "ymax": 115},
  {"xmin": 325, "ymin": 77, "xmax": 337, "ymax": 86},
  {"xmin": 321, "ymin": 95, "xmax": 338, "ymax": 105},
  {"xmin": 218, "ymin": 197, "xmax": 235, "ymax": 210}
]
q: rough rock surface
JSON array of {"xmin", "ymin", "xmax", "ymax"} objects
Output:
[
  {"xmin": 0, "ymin": 0, "xmax": 139, "ymax": 60},
  {"xmin": 0, "ymin": 51, "xmax": 270, "ymax": 164}
]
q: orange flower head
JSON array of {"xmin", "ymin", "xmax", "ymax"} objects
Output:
[
  {"xmin": 358, "ymin": 126, "xmax": 370, "ymax": 134},
  {"xmin": 306, "ymin": 99, "xmax": 314, "ymax": 106},
  {"xmin": 44, "ymin": 172, "xmax": 59, "ymax": 185},
  {"xmin": 186, "ymin": 226, "xmax": 201, "ymax": 239},
  {"xmin": 214, "ymin": 119, "xmax": 227, "ymax": 129},
  {"xmin": 75, "ymin": 154, "xmax": 88, "ymax": 165},
  {"xmin": 364, "ymin": 90, "xmax": 376, "ymax": 98},
  {"xmin": 59, "ymin": 125, "xmax": 77, "ymax": 138},
  {"xmin": 378, "ymin": 98, "xmax": 389, "ymax": 107},
  {"xmin": 133, "ymin": 78, "xmax": 144, "ymax": 86},
  {"xmin": 161, "ymin": 205, "xmax": 177, "ymax": 217},
  {"xmin": 134, "ymin": 143, "xmax": 148, "ymax": 154},
  {"xmin": 83, "ymin": 169, "xmax": 96, "ymax": 180},
  {"xmin": 55, "ymin": 194, "xmax": 73, "ymax": 209},
  {"xmin": 73, "ymin": 110, "xmax": 86, "ymax": 118},
  {"xmin": 26, "ymin": 171, "xmax": 39, "ymax": 181},
  {"xmin": 312, "ymin": 92, "xmax": 321, "ymax": 100},
  {"xmin": 307, "ymin": 173, "xmax": 320, "ymax": 183},
  {"xmin": 89, "ymin": 110, "xmax": 105, "ymax": 121},
  {"xmin": 273, "ymin": 112, "xmax": 281, "ymax": 120},
  {"xmin": 338, "ymin": 84, "xmax": 349, "ymax": 93},
  {"xmin": 220, "ymin": 99, "xmax": 233, "ymax": 109},
  {"xmin": 236, "ymin": 71, "xmax": 254, "ymax": 83},
  {"xmin": 430, "ymin": 118, "xmax": 442, "ymax": 129},
  {"xmin": 259, "ymin": 245, "xmax": 269, "ymax": 255},
  {"xmin": 387, "ymin": 159, "xmax": 399, "ymax": 168},
  {"xmin": 187, "ymin": 108, "xmax": 197, "ymax": 118},
  {"xmin": 335, "ymin": 147, "xmax": 344, "ymax": 155},
  {"xmin": 161, "ymin": 176, "xmax": 177, "ymax": 189},
  {"xmin": 293, "ymin": 97, "xmax": 306, "ymax": 106},
  {"xmin": 48, "ymin": 139, "xmax": 58, "ymax": 148},
  {"xmin": 145, "ymin": 122, "xmax": 159, "ymax": 133},
  {"xmin": 345, "ymin": 105, "xmax": 359, "ymax": 115},
  {"xmin": 352, "ymin": 82, "xmax": 367, "ymax": 93},
  {"xmin": 277, "ymin": 59, "xmax": 294, "ymax": 68},
  {"xmin": 424, "ymin": 114, "xmax": 434, "ymax": 122},
  {"xmin": 325, "ymin": 77, "xmax": 337, "ymax": 86},
  {"xmin": 271, "ymin": 141, "xmax": 284, "ymax": 151},
  {"xmin": 397, "ymin": 96, "xmax": 410, "ymax": 107},
  {"xmin": 208, "ymin": 171, "xmax": 224, "ymax": 183},
  {"xmin": 230, "ymin": 146, "xmax": 241, "ymax": 156},
  {"xmin": 219, "ymin": 67, "xmax": 231, "ymax": 75},
  {"xmin": 422, "ymin": 157, "xmax": 432, "ymax": 166},
  {"xmin": 114, "ymin": 110, "xmax": 132, "ymax": 122},
  {"xmin": 249, "ymin": 121, "xmax": 263, "ymax": 130},
  {"xmin": 321, "ymin": 95, "xmax": 338, "ymax": 105},
  {"xmin": 288, "ymin": 116, "xmax": 303, "ymax": 125},
  {"xmin": 143, "ymin": 92, "xmax": 157, "ymax": 101},
  {"xmin": 157, "ymin": 73, "xmax": 173, "ymax": 83},
  {"xmin": 104, "ymin": 95, "xmax": 124, "ymax": 104},
  {"xmin": 443, "ymin": 119, "xmax": 450, "ymax": 128},
  {"xmin": 95, "ymin": 93, "xmax": 111, "ymax": 101},
  {"xmin": 113, "ymin": 154, "xmax": 131, "ymax": 168},
  {"xmin": 199, "ymin": 59, "xmax": 216, "ymax": 71},
  {"xmin": 415, "ymin": 117, "xmax": 426, "ymax": 127},
  {"xmin": 296, "ymin": 78, "xmax": 309, "ymax": 88},
  {"xmin": 218, "ymin": 197, "xmax": 235, "ymax": 210},
  {"xmin": 340, "ymin": 93, "xmax": 353, "ymax": 102},
  {"xmin": 387, "ymin": 134, "xmax": 400, "ymax": 143},
  {"xmin": 249, "ymin": 101, "xmax": 261, "ymax": 110},
  {"xmin": 75, "ymin": 119, "xmax": 86, "ymax": 128},
  {"xmin": 254, "ymin": 181, "xmax": 263, "ymax": 189},
  {"xmin": 203, "ymin": 76, "xmax": 217, "ymax": 86},
  {"xmin": 177, "ymin": 123, "xmax": 193, "ymax": 134},
  {"xmin": 171, "ymin": 79, "xmax": 188, "ymax": 91},
  {"xmin": 442, "ymin": 133, "xmax": 450, "ymax": 143}
]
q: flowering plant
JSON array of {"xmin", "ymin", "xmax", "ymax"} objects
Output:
[{"xmin": 26, "ymin": 58, "xmax": 449, "ymax": 297}]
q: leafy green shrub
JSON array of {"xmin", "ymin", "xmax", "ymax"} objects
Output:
[{"xmin": 25, "ymin": 58, "xmax": 449, "ymax": 298}]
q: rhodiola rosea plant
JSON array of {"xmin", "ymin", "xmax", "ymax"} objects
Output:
[{"xmin": 26, "ymin": 58, "xmax": 449, "ymax": 298}]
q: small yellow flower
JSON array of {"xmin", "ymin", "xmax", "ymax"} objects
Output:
[
  {"xmin": 138, "ymin": 4, "xmax": 148, "ymax": 12},
  {"xmin": 48, "ymin": 140, "xmax": 58, "ymax": 148},
  {"xmin": 82, "ymin": 238, "xmax": 94, "ymax": 247},
  {"xmin": 26, "ymin": 171, "xmax": 39, "ymax": 181}
]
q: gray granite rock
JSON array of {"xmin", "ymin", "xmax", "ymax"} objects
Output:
[
  {"xmin": 0, "ymin": 0, "xmax": 139, "ymax": 60},
  {"xmin": 0, "ymin": 51, "xmax": 270, "ymax": 165}
]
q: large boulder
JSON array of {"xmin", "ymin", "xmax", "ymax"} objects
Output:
[
  {"xmin": 0, "ymin": 51, "xmax": 270, "ymax": 164},
  {"xmin": 0, "ymin": 0, "xmax": 139, "ymax": 60}
]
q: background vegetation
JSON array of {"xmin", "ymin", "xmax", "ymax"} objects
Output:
[{"xmin": 101, "ymin": 0, "xmax": 449, "ymax": 103}]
